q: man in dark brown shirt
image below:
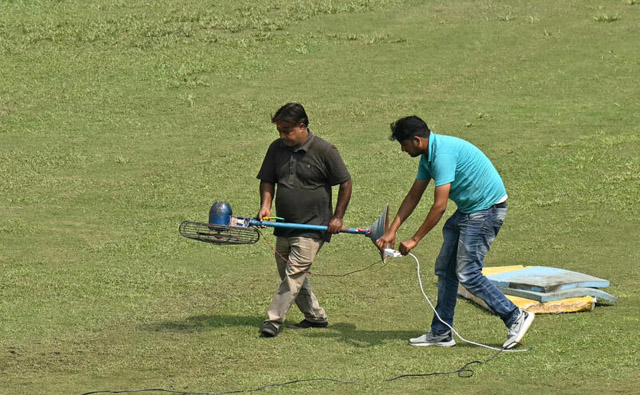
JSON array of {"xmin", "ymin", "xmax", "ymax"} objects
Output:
[{"xmin": 257, "ymin": 103, "xmax": 352, "ymax": 337}]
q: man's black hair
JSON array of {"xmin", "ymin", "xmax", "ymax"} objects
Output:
[
  {"xmin": 389, "ymin": 116, "xmax": 430, "ymax": 142},
  {"xmin": 272, "ymin": 103, "xmax": 309, "ymax": 127}
]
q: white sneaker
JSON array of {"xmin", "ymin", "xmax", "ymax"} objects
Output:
[
  {"xmin": 503, "ymin": 310, "xmax": 535, "ymax": 349},
  {"xmin": 409, "ymin": 331, "xmax": 456, "ymax": 347}
]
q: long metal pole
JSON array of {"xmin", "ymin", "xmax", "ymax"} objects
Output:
[{"xmin": 249, "ymin": 219, "xmax": 370, "ymax": 235}]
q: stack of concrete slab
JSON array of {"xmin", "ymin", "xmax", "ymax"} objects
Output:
[{"xmin": 458, "ymin": 265, "xmax": 616, "ymax": 314}]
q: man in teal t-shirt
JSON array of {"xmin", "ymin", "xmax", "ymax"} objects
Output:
[{"xmin": 376, "ymin": 116, "xmax": 534, "ymax": 349}]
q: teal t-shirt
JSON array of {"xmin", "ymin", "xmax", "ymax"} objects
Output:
[{"xmin": 416, "ymin": 133, "xmax": 506, "ymax": 213}]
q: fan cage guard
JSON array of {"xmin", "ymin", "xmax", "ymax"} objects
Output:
[{"xmin": 179, "ymin": 221, "xmax": 260, "ymax": 245}]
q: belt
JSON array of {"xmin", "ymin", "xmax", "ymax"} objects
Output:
[{"xmin": 493, "ymin": 201, "xmax": 508, "ymax": 209}]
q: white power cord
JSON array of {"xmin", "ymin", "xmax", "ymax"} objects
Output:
[{"xmin": 383, "ymin": 248, "xmax": 528, "ymax": 352}]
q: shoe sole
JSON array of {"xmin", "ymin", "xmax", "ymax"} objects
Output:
[
  {"xmin": 260, "ymin": 326, "xmax": 279, "ymax": 338},
  {"xmin": 409, "ymin": 340, "xmax": 456, "ymax": 347},
  {"xmin": 504, "ymin": 313, "xmax": 535, "ymax": 349}
]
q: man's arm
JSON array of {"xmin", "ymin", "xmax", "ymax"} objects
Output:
[
  {"xmin": 398, "ymin": 183, "xmax": 450, "ymax": 255},
  {"xmin": 375, "ymin": 178, "xmax": 429, "ymax": 250},
  {"xmin": 258, "ymin": 181, "xmax": 275, "ymax": 220},
  {"xmin": 328, "ymin": 179, "xmax": 353, "ymax": 233}
]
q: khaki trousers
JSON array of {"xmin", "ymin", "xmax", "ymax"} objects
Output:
[{"xmin": 265, "ymin": 236, "xmax": 327, "ymax": 329}]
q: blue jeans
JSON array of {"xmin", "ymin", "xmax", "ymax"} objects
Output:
[{"xmin": 430, "ymin": 204, "xmax": 519, "ymax": 335}]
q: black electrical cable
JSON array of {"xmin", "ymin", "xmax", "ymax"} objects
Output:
[
  {"xmin": 83, "ymin": 234, "xmax": 530, "ymax": 394},
  {"xmin": 81, "ymin": 348, "xmax": 514, "ymax": 394},
  {"xmin": 80, "ymin": 349, "xmax": 503, "ymax": 394},
  {"xmin": 257, "ymin": 227, "xmax": 387, "ymax": 277},
  {"xmin": 386, "ymin": 348, "xmax": 505, "ymax": 381},
  {"xmin": 80, "ymin": 378, "xmax": 356, "ymax": 395}
]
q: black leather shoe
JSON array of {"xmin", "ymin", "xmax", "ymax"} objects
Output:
[
  {"xmin": 260, "ymin": 322, "xmax": 280, "ymax": 337},
  {"xmin": 289, "ymin": 319, "xmax": 329, "ymax": 329}
]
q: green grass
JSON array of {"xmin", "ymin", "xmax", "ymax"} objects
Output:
[{"xmin": 1, "ymin": 0, "xmax": 639, "ymax": 393}]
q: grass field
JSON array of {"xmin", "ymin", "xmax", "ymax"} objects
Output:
[{"xmin": 1, "ymin": 0, "xmax": 639, "ymax": 393}]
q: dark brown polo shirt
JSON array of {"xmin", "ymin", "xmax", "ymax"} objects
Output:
[{"xmin": 257, "ymin": 131, "xmax": 351, "ymax": 240}]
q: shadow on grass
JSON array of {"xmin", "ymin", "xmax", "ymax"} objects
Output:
[
  {"xmin": 141, "ymin": 315, "xmax": 499, "ymax": 348},
  {"xmin": 298, "ymin": 322, "xmax": 423, "ymax": 348},
  {"xmin": 300, "ymin": 322, "xmax": 504, "ymax": 349},
  {"xmin": 141, "ymin": 316, "xmax": 423, "ymax": 347},
  {"xmin": 141, "ymin": 314, "xmax": 263, "ymax": 332}
]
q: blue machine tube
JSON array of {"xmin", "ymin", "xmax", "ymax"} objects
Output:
[{"xmin": 248, "ymin": 219, "xmax": 369, "ymax": 235}]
